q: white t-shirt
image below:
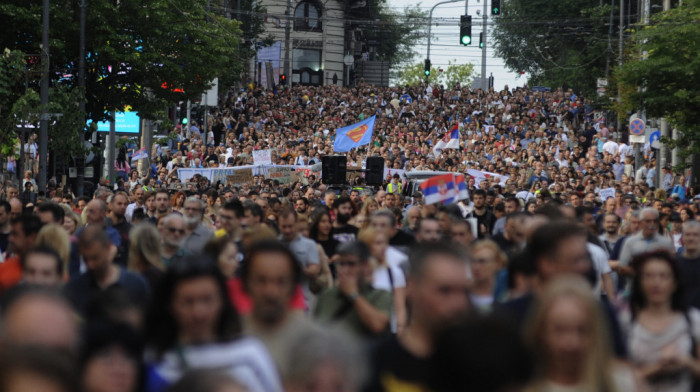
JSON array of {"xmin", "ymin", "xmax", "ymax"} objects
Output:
[
  {"xmin": 372, "ymin": 264, "xmax": 406, "ymax": 292},
  {"xmin": 588, "ymin": 243, "xmax": 611, "ymax": 296}
]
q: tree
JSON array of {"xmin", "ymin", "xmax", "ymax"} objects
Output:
[
  {"xmin": 615, "ymin": 0, "xmax": 700, "ymax": 170},
  {"xmin": 397, "ymin": 60, "xmax": 474, "ymax": 88},
  {"xmin": 491, "ymin": 0, "xmax": 620, "ymax": 96},
  {"xmin": 0, "ymin": 0, "xmax": 242, "ymax": 123},
  {"xmin": 353, "ymin": 1, "xmax": 429, "ymax": 68}
]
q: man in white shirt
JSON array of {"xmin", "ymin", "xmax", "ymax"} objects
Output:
[
  {"xmin": 602, "ymin": 138, "xmax": 619, "ymax": 156},
  {"xmin": 124, "ymin": 187, "xmax": 145, "ymax": 223}
]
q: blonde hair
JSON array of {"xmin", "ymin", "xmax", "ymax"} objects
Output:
[
  {"xmin": 35, "ymin": 224, "xmax": 71, "ymax": 277},
  {"xmin": 359, "ymin": 197, "xmax": 378, "ymax": 230},
  {"xmin": 470, "ymin": 240, "xmax": 508, "ymax": 268},
  {"xmin": 129, "ymin": 224, "xmax": 164, "ymax": 271},
  {"xmin": 525, "ymin": 276, "xmax": 617, "ymax": 392}
]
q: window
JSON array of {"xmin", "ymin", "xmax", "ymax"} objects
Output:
[
  {"xmin": 292, "ymin": 49, "xmax": 323, "ymax": 86},
  {"xmin": 294, "ymin": 1, "xmax": 322, "ymax": 32}
]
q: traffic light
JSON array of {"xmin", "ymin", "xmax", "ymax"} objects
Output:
[
  {"xmin": 424, "ymin": 59, "xmax": 431, "ymax": 77},
  {"xmin": 479, "ymin": 32, "xmax": 484, "ymax": 48},
  {"xmin": 460, "ymin": 15, "xmax": 472, "ymax": 46},
  {"xmin": 492, "ymin": 0, "xmax": 501, "ymax": 15},
  {"xmin": 279, "ymin": 73, "xmax": 287, "ymax": 85}
]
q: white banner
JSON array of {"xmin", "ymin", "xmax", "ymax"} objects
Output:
[
  {"xmin": 466, "ymin": 169, "xmax": 509, "ymax": 187},
  {"xmin": 177, "ymin": 165, "xmax": 313, "ymax": 184}
]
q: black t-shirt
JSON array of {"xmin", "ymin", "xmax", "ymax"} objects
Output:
[
  {"xmin": 108, "ymin": 218, "xmax": 132, "ymax": 268},
  {"xmin": 679, "ymin": 255, "xmax": 700, "ymax": 310},
  {"xmin": 332, "ymin": 225, "xmax": 359, "ymax": 244},
  {"xmin": 390, "ymin": 230, "xmax": 414, "ymax": 248},
  {"xmin": 472, "ymin": 209, "xmax": 495, "ymax": 239},
  {"xmin": 492, "ymin": 232, "xmax": 517, "ymax": 256},
  {"xmin": 0, "ymin": 232, "xmax": 8, "ymax": 254},
  {"xmin": 317, "ymin": 237, "xmax": 340, "ymax": 259},
  {"xmin": 364, "ymin": 335, "xmax": 435, "ymax": 392}
]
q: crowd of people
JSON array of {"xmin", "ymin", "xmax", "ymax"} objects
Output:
[{"xmin": 0, "ymin": 81, "xmax": 699, "ymax": 392}]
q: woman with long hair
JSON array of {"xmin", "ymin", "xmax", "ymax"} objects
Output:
[
  {"xmin": 116, "ymin": 148, "xmax": 131, "ymax": 181},
  {"xmin": 358, "ymin": 197, "xmax": 378, "ymax": 230},
  {"xmin": 525, "ymin": 276, "xmax": 638, "ymax": 392},
  {"xmin": 128, "ymin": 224, "xmax": 164, "ymax": 290},
  {"xmin": 358, "ymin": 227, "xmax": 407, "ymax": 335},
  {"xmin": 624, "ymin": 250, "xmax": 700, "ymax": 391},
  {"xmin": 171, "ymin": 191, "xmax": 187, "ymax": 213},
  {"xmin": 144, "ymin": 255, "xmax": 282, "ymax": 392},
  {"xmin": 309, "ymin": 209, "xmax": 340, "ymax": 260},
  {"xmin": 35, "ymin": 224, "xmax": 71, "ymax": 279}
]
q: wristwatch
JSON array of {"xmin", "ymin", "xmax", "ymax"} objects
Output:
[{"xmin": 348, "ymin": 292, "xmax": 360, "ymax": 302}]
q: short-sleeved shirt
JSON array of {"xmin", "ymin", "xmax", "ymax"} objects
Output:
[
  {"xmin": 618, "ymin": 232, "xmax": 675, "ymax": 267},
  {"xmin": 314, "ymin": 283, "xmax": 392, "ymax": 339},
  {"xmin": 64, "ymin": 268, "xmax": 149, "ymax": 316}
]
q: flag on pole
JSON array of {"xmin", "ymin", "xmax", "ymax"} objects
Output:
[
  {"xmin": 433, "ymin": 124, "xmax": 460, "ymax": 155},
  {"xmin": 419, "ymin": 173, "xmax": 456, "ymax": 205},
  {"xmin": 333, "ymin": 116, "xmax": 376, "ymax": 152},
  {"xmin": 131, "ymin": 147, "xmax": 148, "ymax": 161}
]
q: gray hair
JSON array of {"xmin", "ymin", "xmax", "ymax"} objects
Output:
[
  {"xmin": 640, "ymin": 207, "xmax": 659, "ymax": 221},
  {"xmin": 162, "ymin": 213, "xmax": 185, "ymax": 228},
  {"xmin": 683, "ymin": 220, "xmax": 700, "ymax": 233},
  {"xmin": 371, "ymin": 209, "xmax": 396, "ymax": 227},
  {"xmin": 628, "ymin": 210, "xmax": 641, "ymax": 220},
  {"xmin": 284, "ymin": 328, "xmax": 367, "ymax": 391},
  {"xmin": 184, "ymin": 196, "xmax": 205, "ymax": 211}
]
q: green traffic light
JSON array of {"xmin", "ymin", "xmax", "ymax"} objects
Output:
[
  {"xmin": 493, "ymin": 7, "xmax": 499, "ymax": 14},
  {"xmin": 461, "ymin": 36, "xmax": 471, "ymax": 45},
  {"xmin": 424, "ymin": 70, "xmax": 430, "ymax": 76}
]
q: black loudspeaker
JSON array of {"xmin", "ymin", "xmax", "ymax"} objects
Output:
[
  {"xmin": 322, "ymin": 155, "xmax": 347, "ymax": 185},
  {"xmin": 365, "ymin": 156, "xmax": 385, "ymax": 186}
]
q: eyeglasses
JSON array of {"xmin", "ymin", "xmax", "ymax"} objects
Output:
[{"xmin": 167, "ymin": 227, "xmax": 186, "ymax": 235}]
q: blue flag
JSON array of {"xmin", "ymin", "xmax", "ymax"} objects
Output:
[{"xmin": 333, "ymin": 116, "xmax": 376, "ymax": 152}]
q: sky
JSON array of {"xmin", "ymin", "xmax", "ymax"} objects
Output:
[{"xmin": 386, "ymin": 0, "xmax": 525, "ymax": 90}]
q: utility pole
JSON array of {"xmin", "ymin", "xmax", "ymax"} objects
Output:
[
  {"xmin": 77, "ymin": 0, "xmax": 87, "ymax": 196},
  {"xmin": 107, "ymin": 110, "xmax": 116, "ymax": 187},
  {"xmin": 38, "ymin": 0, "xmax": 50, "ymax": 193},
  {"xmin": 481, "ymin": 0, "xmax": 488, "ymax": 90},
  {"xmin": 659, "ymin": 0, "xmax": 671, "ymax": 172},
  {"xmin": 283, "ymin": 0, "xmax": 291, "ymax": 87},
  {"xmin": 426, "ymin": 0, "xmax": 463, "ymax": 82}
]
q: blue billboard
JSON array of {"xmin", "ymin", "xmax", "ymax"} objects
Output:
[{"xmin": 90, "ymin": 111, "xmax": 141, "ymax": 134}]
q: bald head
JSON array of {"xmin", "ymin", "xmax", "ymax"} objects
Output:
[
  {"xmin": 85, "ymin": 199, "xmax": 107, "ymax": 226},
  {"xmin": 8, "ymin": 198, "xmax": 22, "ymax": 220},
  {"xmin": 1, "ymin": 290, "xmax": 78, "ymax": 351}
]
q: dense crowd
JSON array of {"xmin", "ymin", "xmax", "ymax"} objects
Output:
[{"xmin": 0, "ymin": 82, "xmax": 699, "ymax": 392}]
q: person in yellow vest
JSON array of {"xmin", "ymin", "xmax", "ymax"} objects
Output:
[{"xmin": 386, "ymin": 174, "xmax": 402, "ymax": 195}]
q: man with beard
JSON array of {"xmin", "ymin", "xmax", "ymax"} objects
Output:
[
  {"xmin": 160, "ymin": 214, "xmax": 188, "ymax": 267},
  {"xmin": 469, "ymin": 189, "xmax": 495, "ymax": 239},
  {"xmin": 182, "ymin": 197, "xmax": 214, "ymax": 253},
  {"xmin": 242, "ymin": 240, "xmax": 320, "ymax": 374},
  {"xmin": 154, "ymin": 190, "xmax": 172, "ymax": 219},
  {"xmin": 332, "ymin": 196, "xmax": 359, "ymax": 243},
  {"xmin": 365, "ymin": 242, "xmax": 471, "ymax": 392},
  {"xmin": 125, "ymin": 187, "xmax": 145, "ymax": 223},
  {"xmin": 65, "ymin": 226, "xmax": 148, "ymax": 316},
  {"xmin": 598, "ymin": 213, "xmax": 621, "ymax": 256},
  {"xmin": 107, "ymin": 192, "xmax": 131, "ymax": 267},
  {"xmin": 294, "ymin": 197, "xmax": 309, "ymax": 215}
]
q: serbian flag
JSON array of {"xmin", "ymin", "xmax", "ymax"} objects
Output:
[
  {"xmin": 433, "ymin": 124, "xmax": 460, "ymax": 155},
  {"xmin": 466, "ymin": 168, "xmax": 509, "ymax": 187},
  {"xmin": 442, "ymin": 174, "xmax": 470, "ymax": 204},
  {"xmin": 420, "ymin": 173, "xmax": 456, "ymax": 205},
  {"xmin": 131, "ymin": 147, "xmax": 148, "ymax": 161},
  {"xmin": 333, "ymin": 116, "xmax": 376, "ymax": 152}
]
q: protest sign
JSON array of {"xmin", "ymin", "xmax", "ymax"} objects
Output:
[
  {"xmin": 253, "ymin": 149, "xmax": 272, "ymax": 165},
  {"xmin": 599, "ymin": 187, "xmax": 616, "ymax": 201}
]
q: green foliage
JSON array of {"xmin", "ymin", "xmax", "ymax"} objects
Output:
[
  {"xmin": 361, "ymin": 1, "xmax": 429, "ymax": 67},
  {"xmin": 397, "ymin": 60, "xmax": 475, "ymax": 88},
  {"xmin": 615, "ymin": 0, "xmax": 700, "ymax": 169},
  {"xmin": 491, "ymin": 0, "xmax": 614, "ymax": 96},
  {"xmin": 0, "ymin": 0, "xmax": 242, "ymax": 123}
]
